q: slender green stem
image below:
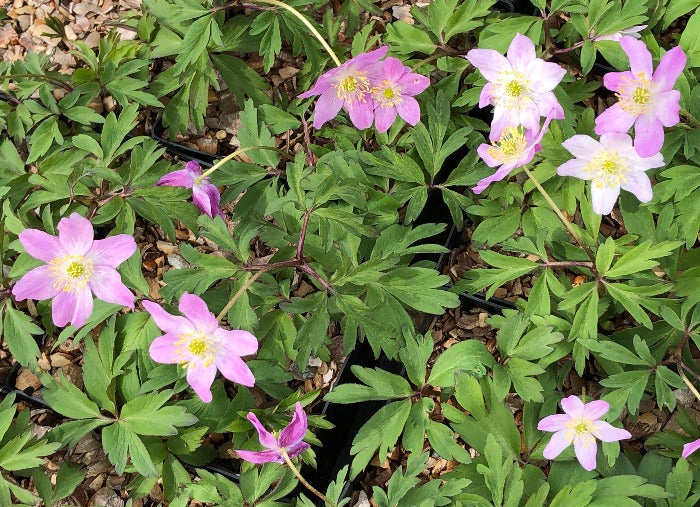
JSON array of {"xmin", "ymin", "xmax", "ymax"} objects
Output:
[
  {"xmin": 680, "ymin": 108, "xmax": 700, "ymax": 129},
  {"xmin": 522, "ymin": 165, "xmax": 597, "ymax": 263},
  {"xmin": 3, "ymin": 73, "xmax": 73, "ymax": 92},
  {"xmin": 678, "ymin": 361, "xmax": 700, "ymax": 403},
  {"xmin": 280, "ymin": 449, "xmax": 337, "ymax": 507},
  {"xmin": 199, "ymin": 145, "xmax": 281, "ymax": 180},
  {"xmin": 217, "ymin": 269, "xmax": 268, "ymax": 322}
]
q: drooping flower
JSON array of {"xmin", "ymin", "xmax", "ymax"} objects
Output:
[
  {"xmin": 592, "ymin": 25, "xmax": 646, "ymax": 42},
  {"xmin": 236, "ymin": 402, "xmax": 309, "ymax": 464},
  {"xmin": 594, "ymin": 37, "xmax": 686, "ymax": 157},
  {"xmin": 556, "ymin": 132, "xmax": 664, "ymax": 214},
  {"xmin": 144, "ymin": 292, "xmax": 257, "ymax": 403},
  {"xmin": 537, "ymin": 395, "xmax": 631, "ymax": 471},
  {"xmin": 473, "ymin": 112, "xmax": 554, "ymax": 194},
  {"xmin": 299, "ymin": 46, "xmax": 388, "ymax": 129},
  {"xmin": 466, "ymin": 33, "xmax": 566, "ymax": 141},
  {"xmin": 12, "ymin": 213, "xmax": 136, "ymax": 328},
  {"xmin": 156, "ymin": 160, "xmax": 224, "ymax": 219},
  {"xmin": 682, "ymin": 438, "xmax": 700, "ymax": 458},
  {"xmin": 366, "ymin": 57, "xmax": 430, "ymax": 133}
]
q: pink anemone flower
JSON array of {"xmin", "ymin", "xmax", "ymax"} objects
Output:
[
  {"xmin": 594, "ymin": 37, "xmax": 686, "ymax": 157},
  {"xmin": 156, "ymin": 160, "xmax": 224, "ymax": 219},
  {"xmin": 299, "ymin": 46, "xmax": 388, "ymax": 129},
  {"xmin": 538, "ymin": 395, "xmax": 631, "ymax": 471},
  {"xmin": 474, "ymin": 112, "xmax": 554, "ymax": 194},
  {"xmin": 236, "ymin": 402, "xmax": 310, "ymax": 464},
  {"xmin": 144, "ymin": 292, "xmax": 258, "ymax": 403},
  {"xmin": 682, "ymin": 438, "xmax": 700, "ymax": 458},
  {"xmin": 466, "ymin": 33, "xmax": 566, "ymax": 141},
  {"xmin": 12, "ymin": 213, "xmax": 136, "ymax": 328},
  {"xmin": 592, "ymin": 25, "xmax": 646, "ymax": 42},
  {"xmin": 367, "ymin": 57, "xmax": 430, "ymax": 133},
  {"xmin": 556, "ymin": 132, "xmax": 664, "ymax": 215}
]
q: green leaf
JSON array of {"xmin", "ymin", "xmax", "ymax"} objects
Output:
[
  {"xmin": 41, "ymin": 372, "xmax": 104, "ymax": 420},
  {"xmin": 238, "ymin": 98, "xmax": 279, "ymax": 166},
  {"xmin": 324, "ymin": 366, "xmax": 413, "ymax": 404},
  {"xmin": 428, "ymin": 340, "xmax": 493, "ymax": 387},
  {"xmin": 2, "ymin": 305, "xmax": 41, "ymax": 367},
  {"xmin": 121, "ymin": 391, "xmax": 198, "ymax": 436},
  {"xmin": 379, "ymin": 267, "xmax": 459, "ymax": 314},
  {"xmin": 385, "ymin": 21, "xmax": 437, "ymax": 54}
]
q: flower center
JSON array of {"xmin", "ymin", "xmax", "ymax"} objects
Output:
[
  {"xmin": 505, "ymin": 80, "xmax": 524, "ymax": 97},
  {"xmin": 335, "ymin": 71, "xmax": 371, "ymax": 103},
  {"xmin": 584, "ymin": 150, "xmax": 630, "ymax": 189},
  {"xmin": 617, "ymin": 73, "xmax": 654, "ymax": 115},
  {"xmin": 188, "ymin": 338, "xmax": 208, "ymax": 356},
  {"xmin": 383, "ymin": 87, "xmax": 395, "ymax": 99},
  {"xmin": 494, "ymin": 71, "xmax": 531, "ymax": 111},
  {"xmin": 488, "ymin": 126, "xmax": 528, "ymax": 163},
  {"xmin": 176, "ymin": 331, "xmax": 216, "ymax": 367},
  {"xmin": 373, "ymin": 80, "xmax": 402, "ymax": 107},
  {"xmin": 574, "ymin": 421, "xmax": 589, "ymax": 434},
  {"xmin": 49, "ymin": 255, "xmax": 94, "ymax": 293},
  {"xmin": 632, "ymin": 86, "xmax": 649, "ymax": 105}
]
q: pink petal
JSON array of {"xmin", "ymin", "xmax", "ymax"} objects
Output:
[
  {"xmin": 465, "ymin": 49, "xmax": 512, "ymax": 82},
  {"xmin": 582, "ymin": 400, "xmax": 609, "ymax": 420},
  {"xmin": 298, "ymin": 72, "xmax": 335, "ymax": 98},
  {"xmin": 526, "ymin": 59, "xmax": 567, "ymax": 93},
  {"xmin": 236, "ymin": 449, "xmax": 283, "ymax": 464},
  {"xmin": 653, "ymin": 90, "xmax": 681, "ymax": 127},
  {"xmin": 179, "ymin": 292, "xmax": 218, "ymax": 334},
  {"xmin": 599, "ymin": 132, "xmax": 635, "ymax": 151},
  {"xmin": 88, "ymin": 235, "xmax": 137, "ymax": 268},
  {"xmin": 556, "ymin": 159, "xmax": 591, "ymax": 179},
  {"xmin": 542, "ymin": 430, "xmax": 572, "ymax": 459},
  {"xmin": 156, "ymin": 169, "xmax": 196, "ymax": 188},
  {"xmin": 561, "ymin": 396, "xmax": 585, "ymax": 418},
  {"xmin": 285, "ymin": 441, "xmax": 310, "ymax": 459},
  {"xmin": 594, "ymin": 105, "xmax": 636, "ymax": 136},
  {"xmin": 348, "ymin": 45, "xmax": 388, "ymax": 68},
  {"xmin": 312, "ymin": 90, "xmax": 344, "ymax": 128},
  {"xmin": 186, "ymin": 363, "xmax": 217, "ymax": 403},
  {"xmin": 573, "ymin": 434, "xmax": 598, "ymax": 471},
  {"xmin": 590, "ymin": 421, "xmax": 632, "ymax": 442},
  {"xmin": 215, "ymin": 355, "xmax": 255, "ymax": 387},
  {"xmin": 518, "ymin": 102, "xmax": 544, "ymax": 135},
  {"xmin": 507, "ymin": 33, "xmax": 537, "ymax": 71},
  {"xmin": 479, "ymin": 82, "xmax": 495, "ymax": 108},
  {"xmin": 347, "ymin": 101, "xmax": 374, "ymax": 130},
  {"xmin": 591, "ymin": 185, "xmax": 620, "ymax": 215},
  {"xmin": 477, "ymin": 143, "xmax": 502, "ymax": 168},
  {"xmin": 247, "ymin": 412, "xmax": 279, "ymax": 449},
  {"xmin": 201, "ymin": 182, "xmax": 224, "ymax": 218},
  {"xmin": 397, "ymin": 72, "xmax": 430, "ymax": 96},
  {"xmin": 396, "ymin": 96, "xmax": 421, "ymax": 126},
  {"xmin": 89, "ymin": 267, "xmax": 135, "ymax": 308},
  {"xmin": 630, "ymin": 150, "xmax": 665, "ymax": 171},
  {"xmin": 192, "ymin": 185, "xmax": 214, "ymax": 218},
  {"xmin": 472, "ymin": 164, "xmax": 516, "ymax": 194},
  {"xmin": 279, "ymin": 403, "xmax": 307, "ymax": 448},
  {"xmin": 374, "ymin": 106, "xmax": 397, "ymax": 133},
  {"xmin": 184, "ymin": 160, "xmax": 202, "ymax": 176},
  {"xmin": 682, "ymin": 438, "xmax": 700, "ymax": 458},
  {"xmin": 620, "ymin": 36, "xmax": 653, "ymax": 77},
  {"xmin": 18, "ymin": 229, "xmax": 64, "ymax": 262},
  {"xmin": 633, "ymin": 114, "xmax": 664, "ymax": 157},
  {"xmin": 11, "ymin": 266, "xmax": 60, "ymax": 301},
  {"xmin": 215, "ymin": 329, "xmax": 259, "ymax": 356},
  {"xmin": 603, "ymin": 71, "xmax": 633, "ymax": 92},
  {"xmin": 537, "ymin": 414, "xmax": 572, "ymax": 432},
  {"xmin": 380, "ymin": 57, "xmax": 407, "ymax": 81},
  {"xmin": 562, "ymin": 135, "xmax": 602, "ymax": 160},
  {"xmin": 149, "ymin": 333, "xmax": 180, "ymax": 364},
  {"xmin": 490, "ymin": 107, "xmax": 516, "ymax": 142},
  {"xmin": 621, "ymin": 172, "xmax": 653, "ymax": 203},
  {"xmin": 57, "ymin": 213, "xmax": 94, "ymax": 256},
  {"xmin": 652, "ymin": 46, "xmax": 687, "ymax": 91},
  {"xmin": 53, "ymin": 288, "xmax": 93, "ymax": 328},
  {"xmin": 535, "ymin": 92, "xmax": 565, "ymax": 120},
  {"xmin": 143, "ymin": 300, "xmax": 193, "ymax": 334}
]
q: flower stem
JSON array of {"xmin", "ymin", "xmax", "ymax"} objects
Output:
[
  {"xmin": 522, "ymin": 166, "xmax": 597, "ymax": 264},
  {"xmin": 4, "ymin": 73, "xmax": 73, "ymax": 92},
  {"xmin": 680, "ymin": 108, "xmax": 700, "ymax": 129},
  {"xmin": 280, "ymin": 449, "xmax": 337, "ymax": 507},
  {"xmin": 217, "ymin": 269, "xmax": 269, "ymax": 322},
  {"xmin": 199, "ymin": 145, "xmax": 282, "ymax": 180},
  {"xmin": 678, "ymin": 361, "xmax": 700, "ymax": 403}
]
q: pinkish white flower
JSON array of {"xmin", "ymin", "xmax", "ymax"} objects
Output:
[
  {"xmin": 466, "ymin": 33, "xmax": 566, "ymax": 141},
  {"xmin": 592, "ymin": 25, "xmax": 646, "ymax": 42},
  {"xmin": 367, "ymin": 57, "xmax": 430, "ymax": 133},
  {"xmin": 236, "ymin": 402, "xmax": 309, "ymax": 464},
  {"xmin": 157, "ymin": 161, "xmax": 224, "ymax": 219},
  {"xmin": 538, "ymin": 395, "xmax": 631, "ymax": 471},
  {"xmin": 595, "ymin": 37, "xmax": 686, "ymax": 157},
  {"xmin": 474, "ymin": 112, "xmax": 554, "ymax": 194},
  {"xmin": 144, "ymin": 292, "xmax": 257, "ymax": 403},
  {"xmin": 683, "ymin": 438, "xmax": 700, "ymax": 458},
  {"xmin": 12, "ymin": 213, "xmax": 136, "ymax": 328},
  {"xmin": 556, "ymin": 133, "xmax": 664, "ymax": 214},
  {"xmin": 299, "ymin": 46, "xmax": 388, "ymax": 129}
]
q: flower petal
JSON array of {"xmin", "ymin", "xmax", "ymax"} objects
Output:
[
  {"xmin": 620, "ymin": 36, "xmax": 653, "ymax": 77},
  {"xmin": 312, "ymin": 90, "xmax": 345, "ymax": 128},
  {"xmin": 538, "ymin": 414, "xmax": 572, "ymax": 432},
  {"xmin": 556, "ymin": 159, "xmax": 591, "ymax": 179},
  {"xmin": 542, "ymin": 430, "xmax": 572, "ymax": 459},
  {"xmin": 621, "ymin": 172, "xmax": 653, "ymax": 203},
  {"xmin": 591, "ymin": 185, "xmax": 620, "ymax": 215},
  {"xmin": 653, "ymin": 46, "xmax": 687, "ymax": 91},
  {"xmin": 472, "ymin": 164, "xmax": 516, "ymax": 194},
  {"xmin": 214, "ymin": 329, "xmax": 259, "ymax": 356},
  {"xmin": 653, "ymin": 90, "xmax": 681, "ymax": 127},
  {"xmin": 192, "ymin": 185, "xmax": 214, "ymax": 218},
  {"xmin": 347, "ymin": 101, "xmax": 374, "ymax": 130},
  {"xmin": 594, "ymin": 105, "xmax": 636, "ymax": 136},
  {"xmin": 477, "ymin": 143, "xmax": 502, "ymax": 168},
  {"xmin": 53, "ymin": 288, "xmax": 93, "ymax": 328},
  {"xmin": 590, "ymin": 421, "xmax": 632, "ymax": 442},
  {"xmin": 507, "ymin": 33, "xmax": 537, "ymax": 71},
  {"xmin": 465, "ymin": 49, "xmax": 512, "ymax": 82},
  {"xmin": 479, "ymin": 82, "xmax": 495, "ymax": 108},
  {"xmin": 374, "ymin": 106, "xmax": 397, "ymax": 133},
  {"xmin": 201, "ymin": 182, "xmax": 224, "ymax": 218},
  {"xmin": 149, "ymin": 333, "xmax": 180, "ymax": 364},
  {"xmin": 57, "ymin": 213, "xmax": 94, "ymax": 256},
  {"xmin": 561, "ymin": 395, "xmax": 585, "ymax": 418},
  {"xmin": 396, "ymin": 96, "xmax": 421, "ymax": 126},
  {"xmin": 142, "ymin": 300, "xmax": 193, "ymax": 334},
  {"xmin": 526, "ymin": 60, "xmax": 567, "ymax": 93},
  {"xmin": 279, "ymin": 403, "xmax": 308, "ymax": 448},
  {"xmin": 682, "ymin": 438, "xmax": 700, "ymax": 458},
  {"xmin": 186, "ymin": 363, "xmax": 217, "ymax": 403},
  {"xmin": 633, "ymin": 114, "xmax": 665, "ymax": 157},
  {"xmin": 397, "ymin": 72, "xmax": 430, "ymax": 96},
  {"xmin": 573, "ymin": 434, "xmax": 598, "ymax": 471},
  {"xmin": 582, "ymin": 400, "xmax": 609, "ymax": 420},
  {"xmin": 89, "ymin": 267, "xmax": 135, "ymax": 308},
  {"xmin": 247, "ymin": 412, "xmax": 279, "ymax": 449},
  {"xmin": 285, "ymin": 441, "xmax": 310, "ymax": 460},
  {"xmin": 88, "ymin": 235, "xmax": 137, "ymax": 268},
  {"xmin": 179, "ymin": 292, "xmax": 218, "ymax": 334},
  {"xmin": 603, "ymin": 71, "xmax": 633, "ymax": 92},
  {"xmin": 236, "ymin": 449, "xmax": 283, "ymax": 464},
  {"xmin": 11, "ymin": 266, "xmax": 60, "ymax": 301},
  {"xmin": 157, "ymin": 169, "xmax": 195, "ymax": 188},
  {"xmin": 535, "ymin": 93, "xmax": 565, "ymax": 121},
  {"xmin": 215, "ymin": 355, "xmax": 255, "ymax": 387},
  {"xmin": 18, "ymin": 229, "xmax": 64, "ymax": 262},
  {"xmin": 562, "ymin": 135, "xmax": 602, "ymax": 160}
]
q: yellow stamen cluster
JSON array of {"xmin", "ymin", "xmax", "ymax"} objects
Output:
[
  {"xmin": 617, "ymin": 73, "xmax": 654, "ymax": 115},
  {"xmin": 488, "ymin": 126, "xmax": 527, "ymax": 164},
  {"xmin": 565, "ymin": 417, "xmax": 595, "ymax": 447},
  {"xmin": 176, "ymin": 331, "xmax": 216, "ymax": 367},
  {"xmin": 372, "ymin": 80, "xmax": 402, "ymax": 107},
  {"xmin": 494, "ymin": 70, "xmax": 531, "ymax": 111},
  {"xmin": 335, "ymin": 73, "xmax": 371, "ymax": 103},
  {"xmin": 48, "ymin": 255, "xmax": 94, "ymax": 293},
  {"xmin": 584, "ymin": 150, "xmax": 630, "ymax": 189}
]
